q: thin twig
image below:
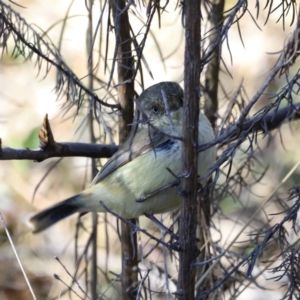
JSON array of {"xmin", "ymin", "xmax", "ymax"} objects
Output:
[
  {"xmin": 195, "ymin": 158, "xmax": 300, "ymax": 291},
  {"xmin": 0, "ymin": 212, "xmax": 37, "ymax": 300}
]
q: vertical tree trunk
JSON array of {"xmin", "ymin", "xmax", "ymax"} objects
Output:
[
  {"xmin": 177, "ymin": 0, "xmax": 201, "ymax": 299},
  {"xmin": 111, "ymin": 1, "xmax": 137, "ymax": 299},
  {"xmin": 204, "ymin": 0, "xmax": 224, "ymax": 128},
  {"xmin": 197, "ymin": 1, "xmax": 224, "ymax": 296}
]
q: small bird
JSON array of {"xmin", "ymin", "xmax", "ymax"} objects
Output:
[{"xmin": 29, "ymin": 82, "xmax": 216, "ymax": 233}]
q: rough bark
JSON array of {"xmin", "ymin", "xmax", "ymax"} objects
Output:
[{"xmin": 177, "ymin": 0, "xmax": 201, "ymax": 299}]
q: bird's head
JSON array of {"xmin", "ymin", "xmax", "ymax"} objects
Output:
[{"xmin": 137, "ymin": 82, "xmax": 184, "ymax": 129}]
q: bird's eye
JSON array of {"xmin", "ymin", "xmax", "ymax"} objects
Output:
[{"xmin": 152, "ymin": 106, "xmax": 159, "ymax": 114}]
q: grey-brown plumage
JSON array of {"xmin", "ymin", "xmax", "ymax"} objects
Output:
[{"xmin": 29, "ymin": 82, "xmax": 216, "ymax": 233}]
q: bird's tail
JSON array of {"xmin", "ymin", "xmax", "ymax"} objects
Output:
[{"xmin": 29, "ymin": 195, "xmax": 82, "ymax": 233}]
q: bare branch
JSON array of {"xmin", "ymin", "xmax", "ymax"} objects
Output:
[
  {"xmin": 0, "ymin": 2, "xmax": 119, "ymax": 110},
  {"xmin": 112, "ymin": 0, "xmax": 138, "ymax": 296},
  {"xmin": 1, "ymin": 101, "xmax": 299, "ymax": 163},
  {"xmin": 198, "ymin": 102, "xmax": 300, "ymax": 153},
  {"xmin": 178, "ymin": 0, "xmax": 201, "ymax": 299},
  {"xmin": 0, "ymin": 114, "xmax": 117, "ymax": 162},
  {"xmin": 203, "ymin": 0, "xmax": 225, "ymax": 128},
  {"xmin": 0, "ymin": 142, "xmax": 118, "ymax": 162}
]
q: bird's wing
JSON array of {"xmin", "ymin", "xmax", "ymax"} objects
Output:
[{"xmin": 92, "ymin": 126, "xmax": 170, "ymax": 184}]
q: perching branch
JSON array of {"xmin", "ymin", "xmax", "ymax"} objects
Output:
[
  {"xmin": 0, "ymin": 141, "xmax": 117, "ymax": 162},
  {"xmin": 198, "ymin": 102, "xmax": 300, "ymax": 153},
  {"xmin": 0, "ymin": 115, "xmax": 118, "ymax": 162},
  {"xmin": 1, "ymin": 102, "xmax": 299, "ymax": 162}
]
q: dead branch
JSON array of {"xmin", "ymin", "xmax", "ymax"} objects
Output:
[
  {"xmin": 0, "ymin": 114, "xmax": 118, "ymax": 162},
  {"xmin": 0, "ymin": 141, "xmax": 118, "ymax": 162},
  {"xmin": 0, "ymin": 139, "xmax": 119, "ymax": 162},
  {"xmin": 0, "ymin": 2, "xmax": 119, "ymax": 110},
  {"xmin": 198, "ymin": 102, "xmax": 300, "ymax": 152},
  {"xmin": 177, "ymin": 0, "xmax": 201, "ymax": 299},
  {"xmin": 1, "ymin": 103, "xmax": 299, "ymax": 162}
]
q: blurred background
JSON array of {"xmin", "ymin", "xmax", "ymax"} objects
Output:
[{"xmin": 0, "ymin": 0, "xmax": 300, "ymax": 299}]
